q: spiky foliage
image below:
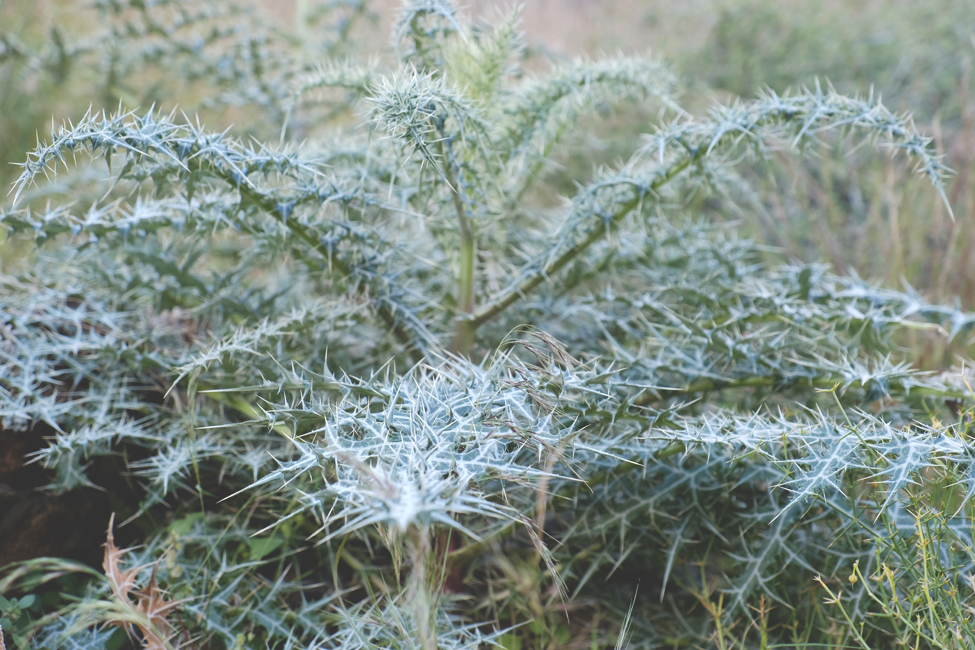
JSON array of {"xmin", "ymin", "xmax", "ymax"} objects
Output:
[{"xmin": 1, "ymin": 2, "xmax": 973, "ymax": 649}]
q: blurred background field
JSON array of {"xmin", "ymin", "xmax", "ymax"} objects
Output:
[{"xmin": 3, "ymin": 0, "xmax": 974, "ymax": 363}]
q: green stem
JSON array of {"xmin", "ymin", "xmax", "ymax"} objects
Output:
[
  {"xmin": 470, "ymin": 155, "xmax": 696, "ymax": 331},
  {"xmin": 449, "ymin": 241, "xmax": 476, "ymax": 355},
  {"xmin": 206, "ymin": 163, "xmax": 427, "ymax": 365},
  {"xmin": 441, "ymin": 142, "xmax": 477, "ymax": 356},
  {"xmin": 407, "ymin": 525, "xmax": 438, "ymax": 650},
  {"xmin": 634, "ymin": 374, "xmax": 970, "ymax": 405}
]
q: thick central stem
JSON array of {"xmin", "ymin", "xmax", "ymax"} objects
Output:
[
  {"xmin": 407, "ymin": 525, "xmax": 438, "ymax": 650},
  {"xmin": 441, "ymin": 143, "xmax": 476, "ymax": 355}
]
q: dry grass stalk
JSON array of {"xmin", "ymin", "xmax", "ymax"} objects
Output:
[{"xmin": 103, "ymin": 514, "xmax": 183, "ymax": 650}]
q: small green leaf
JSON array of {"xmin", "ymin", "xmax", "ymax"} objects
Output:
[
  {"xmin": 498, "ymin": 632, "xmax": 522, "ymax": 650},
  {"xmin": 169, "ymin": 513, "xmax": 205, "ymax": 537},
  {"xmin": 248, "ymin": 535, "xmax": 285, "ymax": 561}
]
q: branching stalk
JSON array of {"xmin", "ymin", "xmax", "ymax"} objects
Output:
[
  {"xmin": 218, "ymin": 164, "xmax": 429, "ymax": 365},
  {"xmin": 471, "ymin": 155, "xmax": 695, "ymax": 330}
]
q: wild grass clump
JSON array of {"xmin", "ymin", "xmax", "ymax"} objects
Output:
[{"xmin": 1, "ymin": 1, "xmax": 974, "ymax": 648}]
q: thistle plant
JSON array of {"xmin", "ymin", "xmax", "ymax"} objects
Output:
[{"xmin": 1, "ymin": 1, "xmax": 974, "ymax": 649}]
